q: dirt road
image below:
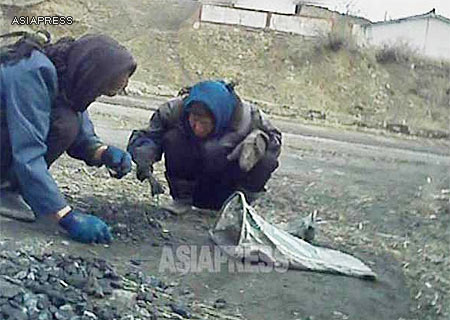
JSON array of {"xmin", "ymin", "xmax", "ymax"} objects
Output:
[{"xmin": 1, "ymin": 98, "xmax": 449, "ymax": 320}]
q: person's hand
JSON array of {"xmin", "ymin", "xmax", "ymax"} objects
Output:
[
  {"xmin": 136, "ymin": 163, "xmax": 165, "ymax": 196},
  {"xmin": 58, "ymin": 209, "xmax": 112, "ymax": 244},
  {"xmin": 136, "ymin": 163, "xmax": 152, "ymax": 182},
  {"xmin": 148, "ymin": 174, "xmax": 165, "ymax": 197},
  {"xmin": 227, "ymin": 130, "xmax": 268, "ymax": 172},
  {"xmin": 101, "ymin": 146, "xmax": 132, "ymax": 179}
]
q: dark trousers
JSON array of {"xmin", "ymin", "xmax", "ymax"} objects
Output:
[
  {"xmin": 0, "ymin": 105, "xmax": 80, "ymax": 188},
  {"xmin": 162, "ymin": 127, "xmax": 279, "ymax": 210}
]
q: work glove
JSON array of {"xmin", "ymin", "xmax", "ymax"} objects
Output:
[
  {"xmin": 136, "ymin": 163, "xmax": 165, "ymax": 197},
  {"xmin": 227, "ymin": 130, "xmax": 269, "ymax": 172},
  {"xmin": 59, "ymin": 209, "xmax": 112, "ymax": 244},
  {"xmin": 101, "ymin": 146, "xmax": 132, "ymax": 179}
]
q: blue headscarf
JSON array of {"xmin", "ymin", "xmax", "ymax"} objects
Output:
[{"xmin": 183, "ymin": 80, "xmax": 238, "ymax": 136}]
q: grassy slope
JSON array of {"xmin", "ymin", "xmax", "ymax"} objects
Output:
[{"xmin": 14, "ymin": 0, "xmax": 450, "ymax": 137}]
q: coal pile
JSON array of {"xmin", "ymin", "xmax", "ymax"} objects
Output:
[
  {"xmin": 0, "ymin": 250, "xmax": 129, "ymax": 319},
  {"xmin": 0, "ymin": 250, "xmax": 245, "ymax": 320}
]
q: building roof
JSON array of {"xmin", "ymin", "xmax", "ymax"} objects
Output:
[{"xmin": 370, "ymin": 9, "xmax": 450, "ymax": 26}]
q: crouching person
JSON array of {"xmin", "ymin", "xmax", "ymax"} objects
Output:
[
  {"xmin": 0, "ymin": 32, "xmax": 137, "ymax": 243},
  {"xmin": 127, "ymin": 80, "xmax": 282, "ymax": 213}
]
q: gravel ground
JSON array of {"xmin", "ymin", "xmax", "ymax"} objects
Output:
[
  {"xmin": 0, "ymin": 246, "xmax": 245, "ymax": 320},
  {"xmin": 0, "ymin": 102, "xmax": 448, "ymax": 320}
]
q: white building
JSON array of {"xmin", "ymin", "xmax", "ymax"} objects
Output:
[
  {"xmin": 199, "ymin": 0, "xmax": 367, "ymax": 38},
  {"xmin": 353, "ymin": 10, "xmax": 450, "ymax": 61}
]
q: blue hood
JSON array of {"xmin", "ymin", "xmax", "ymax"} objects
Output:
[{"xmin": 184, "ymin": 80, "xmax": 238, "ymax": 136}]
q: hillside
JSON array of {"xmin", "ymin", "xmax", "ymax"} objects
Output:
[{"xmin": 2, "ymin": 0, "xmax": 449, "ymax": 138}]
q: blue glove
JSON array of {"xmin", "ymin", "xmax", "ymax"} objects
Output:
[
  {"xmin": 59, "ymin": 209, "xmax": 113, "ymax": 244},
  {"xmin": 101, "ymin": 146, "xmax": 132, "ymax": 179}
]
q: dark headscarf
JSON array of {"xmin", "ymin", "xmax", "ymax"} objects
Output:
[{"xmin": 55, "ymin": 34, "xmax": 137, "ymax": 112}]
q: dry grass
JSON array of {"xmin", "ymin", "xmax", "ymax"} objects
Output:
[{"xmin": 15, "ymin": 0, "xmax": 450, "ymax": 138}]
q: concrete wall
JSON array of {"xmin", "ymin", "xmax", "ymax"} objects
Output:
[
  {"xmin": 0, "ymin": 0, "xmax": 44, "ymax": 5},
  {"xmin": 201, "ymin": 4, "xmax": 267, "ymax": 28},
  {"xmin": 357, "ymin": 17, "xmax": 450, "ymax": 61},
  {"xmin": 425, "ymin": 19, "xmax": 450, "ymax": 61},
  {"xmin": 270, "ymin": 14, "xmax": 332, "ymax": 36},
  {"xmin": 201, "ymin": 0, "xmax": 234, "ymax": 5},
  {"xmin": 200, "ymin": 4, "xmax": 333, "ymax": 36},
  {"xmin": 364, "ymin": 19, "xmax": 427, "ymax": 50},
  {"xmin": 199, "ymin": 4, "xmax": 363, "ymax": 38},
  {"xmin": 299, "ymin": 4, "xmax": 334, "ymax": 18},
  {"xmin": 300, "ymin": 4, "xmax": 369, "ymax": 39},
  {"xmin": 234, "ymin": 0, "xmax": 297, "ymax": 15}
]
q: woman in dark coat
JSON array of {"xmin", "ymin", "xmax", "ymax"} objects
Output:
[{"xmin": 128, "ymin": 80, "xmax": 282, "ymax": 213}]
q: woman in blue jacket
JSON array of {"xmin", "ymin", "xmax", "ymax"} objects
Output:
[{"xmin": 0, "ymin": 33, "xmax": 137, "ymax": 243}]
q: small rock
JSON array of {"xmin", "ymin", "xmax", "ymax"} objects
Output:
[
  {"xmin": 28, "ymin": 310, "xmax": 41, "ymax": 320},
  {"xmin": 145, "ymin": 276, "xmax": 166, "ymax": 289},
  {"xmin": 2, "ymin": 275, "xmax": 22, "ymax": 286},
  {"xmin": 38, "ymin": 310, "xmax": 52, "ymax": 320},
  {"xmin": 36, "ymin": 294, "xmax": 50, "ymax": 310},
  {"xmin": 137, "ymin": 291, "xmax": 153, "ymax": 303},
  {"xmin": 104, "ymin": 269, "xmax": 120, "ymax": 281},
  {"xmin": 73, "ymin": 303, "xmax": 88, "ymax": 314},
  {"xmin": 95, "ymin": 307, "xmax": 118, "ymax": 319},
  {"xmin": 110, "ymin": 290, "xmax": 137, "ymax": 312},
  {"xmin": 23, "ymin": 292, "xmax": 38, "ymax": 311},
  {"xmin": 1, "ymin": 303, "xmax": 27, "ymax": 320},
  {"xmin": 49, "ymin": 305, "xmax": 58, "ymax": 314},
  {"xmin": 47, "ymin": 290, "xmax": 66, "ymax": 307},
  {"xmin": 169, "ymin": 303, "xmax": 191, "ymax": 318},
  {"xmin": 83, "ymin": 273, "xmax": 104, "ymax": 298},
  {"xmin": 83, "ymin": 310, "xmax": 98, "ymax": 319},
  {"xmin": 0, "ymin": 277, "xmax": 23, "ymax": 298},
  {"xmin": 55, "ymin": 309, "xmax": 75, "ymax": 320},
  {"xmin": 8, "ymin": 299, "xmax": 22, "ymax": 311},
  {"xmin": 386, "ymin": 123, "xmax": 410, "ymax": 135},
  {"xmin": 130, "ymin": 259, "xmax": 141, "ymax": 266},
  {"xmin": 110, "ymin": 280, "xmax": 123, "ymax": 289},
  {"xmin": 66, "ymin": 273, "xmax": 87, "ymax": 289},
  {"xmin": 139, "ymin": 307, "xmax": 151, "ymax": 318},
  {"xmin": 59, "ymin": 304, "xmax": 73, "ymax": 312},
  {"xmin": 14, "ymin": 270, "xmax": 28, "ymax": 280},
  {"xmin": 98, "ymin": 279, "xmax": 113, "ymax": 295},
  {"xmin": 136, "ymin": 299, "xmax": 147, "ymax": 308},
  {"xmin": 213, "ymin": 298, "xmax": 227, "ymax": 309},
  {"xmin": 38, "ymin": 272, "xmax": 49, "ymax": 284}
]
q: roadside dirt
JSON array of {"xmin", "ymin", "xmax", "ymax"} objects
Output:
[{"xmin": 2, "ymin": 100, "xmax": 448, "ymax": 320}]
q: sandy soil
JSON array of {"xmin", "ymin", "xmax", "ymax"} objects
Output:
[{"xmin": 1, "ymin": 99, "xmax": 448, "ymax": 320}]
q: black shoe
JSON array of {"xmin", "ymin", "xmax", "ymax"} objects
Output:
[
  {"xmin": 160, "ymin": 198, "xmax": 193, "ymax": 215},
  {"xmin": 0, "ymin": 190, "xmax": 36, "ymax": 222}
]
